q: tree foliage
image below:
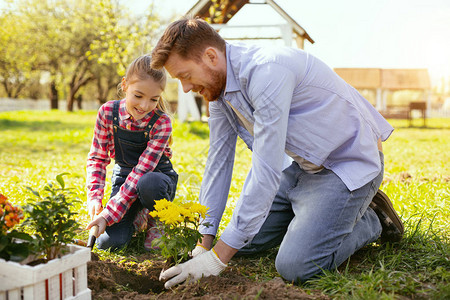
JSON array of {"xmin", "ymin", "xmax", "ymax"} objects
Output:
[
  {"xmin": 0, "ymin": 8, "xmax": 37, "ymax": 98},
  {"xmin": 0, "ymin": 0, "xmax": 164, "ymax": 110}
]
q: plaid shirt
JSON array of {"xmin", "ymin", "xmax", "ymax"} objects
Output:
[{"xmin": 86, "ymin": 99, "xmax": 173, "ymax": 226}]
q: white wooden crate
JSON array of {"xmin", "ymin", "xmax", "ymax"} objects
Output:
[{"xmin": 0, "ymin": 244, "xmax": 91, "ymax": 300}]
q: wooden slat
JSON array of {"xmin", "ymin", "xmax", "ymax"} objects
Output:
[
  {"xmin": 62, "ymin": 269, "xmax": 74, "ymax": 298},
  {"xmin": 48, "ymin": 275, "xmax": 60, "ymax": 300},
  {"xmin": 74, "ymin": 265, "xmax": 88, "ymax": 295},
  {"xmin": 23, "ymin": 281, "xmax": 46, "ymax": 300},
  {"xmin": 5, "ymin": 289, "xmax": 20, "ymax": 300}
]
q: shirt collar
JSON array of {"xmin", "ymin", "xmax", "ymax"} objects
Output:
[
  {"xmin": 119, "ymin": 99, "xmax": 132, "ymax": 120},
  {"xmin": 224, "ymin": 43, "xmax": 241, "ymax": 94},
  {"xmin": 119, "ymin": 99, "xmax": 153, "ymax": 124}
]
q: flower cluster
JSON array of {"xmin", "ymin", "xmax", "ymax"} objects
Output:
[
  {"xmin": 150, "ymin": 199, "xmax": 208, "ymax": 227},
  {"xmin": 150, "ymin": 199, "xmax": 210, "ymax": 264},
  {"xmin": 0, "ymin": 193, "xmax": 33, "ymax": 262},
  {"xmin": 0, "ymin": 193, "xmax": 24, "ymax": 234}
]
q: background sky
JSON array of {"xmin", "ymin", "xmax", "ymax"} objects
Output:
[
  {"xmin": 138, "ymin": 0, "xmax": 450, "ymax": 85},
  {"xmin": 2, "ymin": 0, "xmax": 448, "ymax": 85}
]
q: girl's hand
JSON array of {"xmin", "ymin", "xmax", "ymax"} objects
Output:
[
  {"xmin": 86, "ymin": 215, "xmax": 107, "ymax": 237},
  {"xmin": 88, "ymin": 201, "xmax": 103, "ymax": 220}
]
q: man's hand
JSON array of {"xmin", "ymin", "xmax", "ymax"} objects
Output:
[
  {"xmin": 190, "ymin": 244, "xmax": 209, "ymax": 257},
  {"xmin": 160, "ymin": 250, "xmax": 227, "ymax": 289}
]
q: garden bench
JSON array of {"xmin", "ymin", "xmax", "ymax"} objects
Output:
[{"xmin": 379, "ymin": 101, "xmax": 427, "ymax": 127}]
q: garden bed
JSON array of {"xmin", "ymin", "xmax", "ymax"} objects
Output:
[{"xmin": 87, "ymin": 252, "xmax": 329, "ymax": 299}]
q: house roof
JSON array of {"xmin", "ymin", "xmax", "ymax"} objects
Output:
[
  {"xmin": 186, "ymin": 0, "xmax": 314, "ymax": 44},
  {"xmin": 334, "ymin": 68, "xmax": 431, "ymax": 90}
]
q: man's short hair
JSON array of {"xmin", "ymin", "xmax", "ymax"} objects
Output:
[{"xmin": 151, "ymin": 17, "xmax": 226, "ymax": 69}]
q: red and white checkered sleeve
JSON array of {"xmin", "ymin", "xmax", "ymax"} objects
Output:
[
  {"xmin": 86, "ymin": 104, "xmax": 112, "ymax": 207},
  {"xmin": 101, "ymin": 113, "xmax": 173, "ymax": 226}
]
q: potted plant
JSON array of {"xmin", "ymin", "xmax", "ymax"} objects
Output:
[{"xmin": 0, "ymin": 174, "xmax": 91, "ymax": 300}]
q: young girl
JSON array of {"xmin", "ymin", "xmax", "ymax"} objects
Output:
[{"xmin": 86, "ymin": 55, "xmax": 178, "ymax": 251}]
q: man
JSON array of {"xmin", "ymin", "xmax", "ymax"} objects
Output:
[{"xmin": 151, "ymin": 17, "xmax": 404, "ymax": 289}]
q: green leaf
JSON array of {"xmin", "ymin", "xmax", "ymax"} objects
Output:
[
  {"xmin": 26, "ymin": 186, "xmax": 40, "ymax": 198},
  {"xmin": 8, "ymin": 243, "xmax": 30, "ymax": 262},
  {"xmin": 0, "ymin": 235, "xmax": 8, "ymax": 252},
  {"xmin": 9, "ymin": 230, "xmax": 33, "ymax": 241},
  {"xmin": 56, "ymin": 173, "xmax": 70, "ymax": 189}
]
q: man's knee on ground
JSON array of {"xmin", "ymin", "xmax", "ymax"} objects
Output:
[{"xmin": 275, "ymin": 251, "xmax": 328, "ymax": 283}]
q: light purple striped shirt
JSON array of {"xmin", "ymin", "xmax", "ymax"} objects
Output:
[{"xmin": 199, "ymin": 43, "xmax": 394, "ymax": 250}]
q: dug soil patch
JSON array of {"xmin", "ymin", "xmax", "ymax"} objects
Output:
[{"xmin": 87, "ymin": 252, "xmax": 329, "ymax": 299}]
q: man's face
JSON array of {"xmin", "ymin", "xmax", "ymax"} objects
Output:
[{"xmin": 165, "ymin": 52, "xmax": 226, "ymax": 102}]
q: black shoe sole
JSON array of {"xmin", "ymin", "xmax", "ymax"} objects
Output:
[{"xmin": 370, "ymin": 190, "xmax": 404, "ymax": 243}]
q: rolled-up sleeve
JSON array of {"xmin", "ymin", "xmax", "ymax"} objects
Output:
[
  {"xmin": 199, "ymin": 101, "xmax": 238, "ymax": 236},
  {"xmin": 100, "ymin": 115, "xmax": 172, "ymax": 226},
  {"xmin": 220, "ymin": 63, "xmax": 296, "ymax": 249}
]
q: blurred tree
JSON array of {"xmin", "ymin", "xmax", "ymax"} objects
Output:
[
  {"xmin": 90, "ymin": 63, "xmax": 121, "ymax": 105},
  {"xmin": 0, "ymin": 0, "xmax": 163, "ymax": 110},
  {"xmin": 87, "ymin": 0, "xmax": 163, "ymax": 105},
  {"xmin": 13, "ymin": 0, "xmax": 74, "ymax": 109},
  {"xmin": 206, "ymin": 0, "xmax": 235, "ymax": 24},
  {"xmin": 0, "ymin": 9, "xmax": 37, "ymax": 98}
]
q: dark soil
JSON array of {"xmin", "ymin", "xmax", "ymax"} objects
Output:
[{"xmin": 87, "ymin": 252, "xmax": 330, "ymax": 300}]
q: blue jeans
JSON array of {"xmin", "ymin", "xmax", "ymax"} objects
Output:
[
  {"xmin": 238, "ymin": 152, "xmax": 384, "ymax": 283},
  {"xmin": 96, "ymin": 165, "xmax": 177, "ymax": 250}
]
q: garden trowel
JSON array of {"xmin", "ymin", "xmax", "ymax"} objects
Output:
[
  {"xmin": 74, "ymin": 225, "xmax": 100, "ymax": 248},
  {"xmin": 86, "ymin": 225, "xmax": 99, "ymax": 248}
]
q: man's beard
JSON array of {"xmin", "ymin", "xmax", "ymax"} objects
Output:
[{"xmin": 201, "ymin": 64, "xmax": 226, "ymax": 102}]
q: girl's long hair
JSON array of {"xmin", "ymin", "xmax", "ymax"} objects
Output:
[{"xmin": 119, "ymin": 54, "xmax": 172, "ymax": 117}]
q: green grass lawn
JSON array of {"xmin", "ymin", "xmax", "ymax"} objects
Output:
[{"xmin": 0, "ymin": 110, "xmax": 448, "ymax": 299}]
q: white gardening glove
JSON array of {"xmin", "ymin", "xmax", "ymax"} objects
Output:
[
  {"xmin": 160, "ymin": 250, "xmax": 227, "ymax": 289},
  {"xmin": 190, "ymin": 244, "xmax": 209, "ymax": 257}
]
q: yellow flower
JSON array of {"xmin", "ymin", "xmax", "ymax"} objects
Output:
[
  {"xmin": 178, "ymin": 206, "xmax": 194, "ymax": 221},
  {"xmin": 150, "ymin": 200, "xmax": 209, "ymax": 227},
  {"xmin": 153, "ymin": 199, "xmax": 171, "ymax": 212},
  {"xmin": 158, "ymin": 207, "xmax": 183, "ymax": 226},
  {"xmin": 189, "ymin": 203, "xmax": 209, "ymax": 219}
]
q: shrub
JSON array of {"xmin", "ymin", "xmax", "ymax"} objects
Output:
[{"xmin": 22, "ymin": 173, "xmax": 81, "ymax": 261}]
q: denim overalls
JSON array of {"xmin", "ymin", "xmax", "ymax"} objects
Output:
[{"xmin": 96, "ymin": 100, "xmax": 178, "ymax": 249}]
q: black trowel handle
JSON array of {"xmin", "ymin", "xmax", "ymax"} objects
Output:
[{"xmin": 87, "ymin": 225, "xmax": 99, "ymax": 248}]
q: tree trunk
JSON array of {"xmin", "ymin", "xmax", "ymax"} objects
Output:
[
  {"xmin": 96, "ymin": 76, "xmax": 117, "ymax": 105},
  {"xmin": 3, "ymin": 82, "xmax": 12, "ymax": 98},
  {"xmin": 66, "ymin": 58, "xmax": 94, "ymax": 112},
  {"xmin": 66, "ymin": 75, "xmax": 93, "ymax": 112},
  {"xmin": 76, "ymin": 95, "xmax": 82, "ymax": 110},
  {"xmin": 67, "ymin": 96, "xmax": 73, "ymax": 111},
  {"xmin": 49, "ymin": 81, "xmax": 58, "ymax": 109}
]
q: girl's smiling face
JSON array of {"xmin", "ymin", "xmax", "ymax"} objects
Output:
[{"xmin": 122, "ymin": 76, "xmax": 163, "ymax": 121}]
